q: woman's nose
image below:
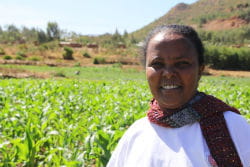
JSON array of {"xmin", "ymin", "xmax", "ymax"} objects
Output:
[{"xmin": 162, "ymin": 66, "xmax": 176, "ymax": 79}]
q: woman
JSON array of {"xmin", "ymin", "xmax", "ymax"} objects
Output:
[{"xmin": 107, "ymin": 25, "xmax": 250, "ymax": 167}]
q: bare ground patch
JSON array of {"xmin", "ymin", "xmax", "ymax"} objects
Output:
[
  {"xmin": 204, "ymin": 67, "xmax": 250, "ymax": 77},
  {"xmin": 203, "ymin": 17, "xmax": 248, "ymax": 31},
  {"xmin": 0, "ymin": 67, "xmax": 49, "ymax": 79}
]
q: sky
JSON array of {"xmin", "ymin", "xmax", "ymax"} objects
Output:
[{"xmin": 0, "ymin": 0, "xmax": 198, "ymax": 35}]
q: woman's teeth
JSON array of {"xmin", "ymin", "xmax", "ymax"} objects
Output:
[{"xmin": 162, "ymin": 85, "xmax": 179, "ymax": 90}]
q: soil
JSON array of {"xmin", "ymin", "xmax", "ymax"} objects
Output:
[
  {"xmin": 203, "ymin": 17, "xmax": 248, "ymax": 31},
  {"xmin": 204, "ymin": 67, "xmax": 250, "ymax": 77},
  {"xmin": 0, "ymin": 67, "xmax": 49, "ymax": 79}
]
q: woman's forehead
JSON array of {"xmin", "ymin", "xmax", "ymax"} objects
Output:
[
  {"xmin": 148, "ymin": 34, "xmax": 194, "ymax": 51},
  {"xmin": 146, "ymin": 33, "xmax": 198, "ymax": 62}
]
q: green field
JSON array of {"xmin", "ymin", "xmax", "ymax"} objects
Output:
[
  {"xmin": 0, "ymin": 65, "xmax": 145, "ymax": 80},
  {"xmin": 0, "ymin": 67, "xmax": 250, "ymax": 166}
]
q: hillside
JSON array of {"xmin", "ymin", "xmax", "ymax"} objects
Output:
[
  {"xmin": 132, "ymin": 0, "xmax": 250, "ymax": 42},
  {"xmin": 1, "ymin": 0, "xmax": 250, "ymax": 72}
]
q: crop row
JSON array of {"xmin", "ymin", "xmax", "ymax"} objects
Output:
[{"xmin": 0, "ymin": 77, "xmax": 249, "ymax": 166}]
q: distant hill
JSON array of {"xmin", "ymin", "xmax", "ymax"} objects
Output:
[{"xmin": 131, "ymin": 0, "xmax": 250, "ymax": 43}]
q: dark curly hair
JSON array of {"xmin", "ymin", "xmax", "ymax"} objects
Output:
[{"xmin": 142, "ymin": 24, "xmax": 204, "ymax": 66}]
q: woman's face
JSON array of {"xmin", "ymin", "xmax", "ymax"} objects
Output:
[{"xmin": 146, "ymin": 32, "xmax": 204, "ymax": 109}]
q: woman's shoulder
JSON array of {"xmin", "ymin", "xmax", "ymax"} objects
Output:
[
  {"xmin": 223, "ymin": 111, "xmax": 250, "ymax": 141},
  {"xmin": 224, "ymin": 111, "xmax": 250, "ymax": 165},
  {"xmin": 122, "ymin": 117, "xmax": 151, "ymax": 135},
  {"xmin": 224, "ymin": 111, "xmax": 250, "ymax": 127},
  {"xmin": 129, "ymin": 117, "xmax": 149, "ymax": 127}
]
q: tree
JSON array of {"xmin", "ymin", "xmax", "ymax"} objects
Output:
[
  {"xmin": 5, "ymin": 24, "xmax": 21, "ymax": 42},
  {"xmin": 112, "ymin": 29, "xmax": 122, "ymax": 42},
  {"xmin": 7, "ymin": 24, "xmax": 19, "ymax": 32},
  {"xmin": 130, "ymin": 34, "xmax": 137, "ymax": 44},
  {"xmin": 123, "ymin": 30, "xmax": 128, "ymax": 39},
  {"xmin": 21, "ymin": 26, "xmax": 37, "ymax": 42},
  {"xmin": 37, "ymin": 29, "xmax": 48, "ymax": 43},
  {"xmin": 0, "ymin": 26, "xmax": 3, "ymax": 42},
  {"xmin": 46, "ymin": 22, "xmax": 60, "ymax": 41}
]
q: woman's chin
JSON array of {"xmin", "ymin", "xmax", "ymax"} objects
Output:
[
  {"xmin": 158, "ymin": 99, "xmax": 185, "ymax": 110},
  {"xmin": 157, "ymin": 93, "xmax": 186, "ymax": 109}
]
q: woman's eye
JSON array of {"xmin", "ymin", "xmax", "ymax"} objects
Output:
[
  {"xmin": 151, "ymin": 62, "xmax": 164, "ymax": 68},
  {"xmin": 175, "ymin": 61, "xmax": 190, "ymax": 68}
]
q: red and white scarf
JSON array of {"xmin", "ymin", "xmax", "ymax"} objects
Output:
[{"xmin": 147, "ymin": 92, "xmax": 242, "ymax": 167}]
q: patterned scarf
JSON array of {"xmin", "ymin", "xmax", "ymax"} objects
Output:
[{"xmin": 147, "ymin": 92, "xmax": 243, "ymax": 167}]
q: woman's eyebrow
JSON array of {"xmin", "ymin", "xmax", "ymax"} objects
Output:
[
  {"xmin": 174, "ymin": 55, "xmax": 189, "ymax": 60},
  {"xmin": 151, "ymin": 56, "xmax": 164, "ymax": 61}
]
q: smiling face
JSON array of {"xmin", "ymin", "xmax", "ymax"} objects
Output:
[{"xmin": 146, "ymin": 32, "xmax": 204, "ymax": 109}]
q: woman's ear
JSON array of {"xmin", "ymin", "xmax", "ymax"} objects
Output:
[{"xmin": 198, "ymin": 65, "xmax": 205, "ymax": 79}]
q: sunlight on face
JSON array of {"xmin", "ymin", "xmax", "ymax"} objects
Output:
[{"xmin": 146, "ymin": 32, "xmax": 203, "ymax": 109}]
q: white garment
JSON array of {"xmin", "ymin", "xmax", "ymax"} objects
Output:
[{"xmin": 107, "ymin": 111, "xmax": 250, "ymax": 167}]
